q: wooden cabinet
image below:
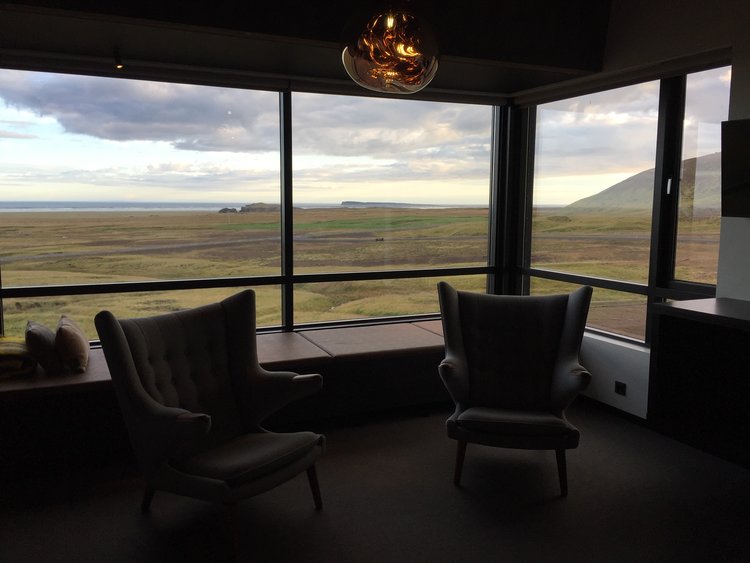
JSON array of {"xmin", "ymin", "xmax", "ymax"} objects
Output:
[{"xmin": 649, "ymin": 298, "xmax": 750, "ymax": 467}]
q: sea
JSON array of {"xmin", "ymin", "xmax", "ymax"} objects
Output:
[
  {"xmin": 0, "ymin": 201, "xmax": 272, "ymax": 212},
  {"xmin": 0, "ymin": 201, "xmax": 486, "ymax": 212}
]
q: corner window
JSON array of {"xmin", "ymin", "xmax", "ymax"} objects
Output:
[
  {"xmin": 530, "ymin": 81, "xmax": 660, "ymax": 339},
  {"xmin": 674, "ymin": 66, "xmax": 731, "ymax": 284},
  {"xmin": 527, "ymin": 64, "xmax": 731, "ymax": 342}
]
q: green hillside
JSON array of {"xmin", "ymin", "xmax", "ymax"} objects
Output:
[{"xmin": 566, "ymin": 152, "xmax": 721, "ymax": 212}]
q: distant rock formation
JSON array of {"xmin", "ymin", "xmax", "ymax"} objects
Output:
[
  {"xmin": 240, "ymin": 203, "xmax": 280, "ymax": 213},
  {"xmin": 217, "ymin": 203, "xmax": 282, "ymax": 213}
]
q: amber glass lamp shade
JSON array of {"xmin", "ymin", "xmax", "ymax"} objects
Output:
[{"xmin": 342, "ymin": 10, "xmax": 439, "ymax": 94}]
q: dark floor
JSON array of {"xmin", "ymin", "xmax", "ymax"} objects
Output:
[{"xmin": 3, "ymin": 400, "xmax": 750, "ymax": 563}]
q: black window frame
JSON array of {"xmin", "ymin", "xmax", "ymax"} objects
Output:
[
  {"xmin": 0, "ymin": 84, "xmax": 498, "ymax": 336},
  {"xmin": 518, "ymin": 64, "xmax": 730, "ymax": 345},
  {"xmin": 0, "ymin": 61, "xmax": 730, "ymax": 344}
]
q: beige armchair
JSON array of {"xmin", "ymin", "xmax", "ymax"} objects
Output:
[
  {"xmin": 94, "ymin": 290, "xmax": 325, "ymax": 516},
  {"xmin": 437, "ymin": 282, "xmax": 592, "ymax": 496}
]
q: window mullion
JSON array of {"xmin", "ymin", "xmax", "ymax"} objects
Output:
[
  {"xmin": 518, "ymin": 106, "xmax": 535, "ymax": 296},
  {"xmin": 487, "ymin": 105, "xmax": 505, "ymax": 295},
  {"xmin": 646, "ymin": 76, "xmax": 685, "ymax": 342},
  {"xmin": 280, "ymin": 91, "xmax": 294, "ymax": 331}
]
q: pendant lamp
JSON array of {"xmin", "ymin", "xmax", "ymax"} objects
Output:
[{"xmin": 342, "ymin": 8, "xmax": 439, "ymax": 94}]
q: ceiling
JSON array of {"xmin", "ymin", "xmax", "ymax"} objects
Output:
[{"xmin": 0, "ymin": 0, "xmax": 613, "ymax": 98}]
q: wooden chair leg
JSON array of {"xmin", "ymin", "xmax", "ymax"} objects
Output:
[
  {"xmin": 555, "ymin": 449, "xmax": 568, "ymax": 497},
  {"xmin": 307, "ymin": 464, "xmax": 323, "ymax": 510},
  {"xmin": 141, "ymin": 486, "xmax": 155, "ymax": 512},
  {"xmin": 454, "ymin": 440, "xmax": 468, "ymax": 486}
]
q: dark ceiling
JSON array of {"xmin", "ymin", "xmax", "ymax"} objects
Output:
[{"xmin": 0, "ymin": 1, "xmax": 613, "ymax": 97}]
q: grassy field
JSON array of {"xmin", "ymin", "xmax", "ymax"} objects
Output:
[
  {"xmin": 0, "ymin": 205, "xmax": 721, "ymax": 340},
  {"xmin": 0, "ymin": 207, "xmax": 488, "ymax": 338}
]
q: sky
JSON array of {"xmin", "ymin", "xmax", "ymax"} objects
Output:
[
  {"xmin": 534, "ymin": 66, "xmax": 731, "ymax": 204},
  {"xmin": 0, "ymin": 66, "xmax": 732, "ymax": 206}
]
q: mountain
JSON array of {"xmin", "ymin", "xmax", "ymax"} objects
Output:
[{"xmin": 565, "ymin": 152, "xmax": 721, "ymax": 212}]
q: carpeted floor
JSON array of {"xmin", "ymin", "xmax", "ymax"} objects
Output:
[{"xmin": 2, "ymin": 399, "xmax": 750, "ymax": 562}]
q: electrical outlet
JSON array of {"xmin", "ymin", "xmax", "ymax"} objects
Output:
[{"xmin": 615, "ymin": 381, "xmax": 627, "ymax": 396}]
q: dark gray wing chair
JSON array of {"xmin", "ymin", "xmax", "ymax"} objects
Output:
[
  {"xmin": 437, "ymin": 282, "xmax": 592, "ymax": 496},
  {"xmin": 94, "ymin": 289, "xmax": 325, "ymax": 514}
]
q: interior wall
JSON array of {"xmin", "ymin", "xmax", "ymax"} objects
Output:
[
  {"xmin": 581, "ymin": 333, "xmax": 650, "ymax": 418},
  {"xmin": 717, "ymin": 37, "xmax": 750, "ymax": 298}
]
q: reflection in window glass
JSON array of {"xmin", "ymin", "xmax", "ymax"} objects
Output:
[
  {"xmin": 532, "ymin": 82, "xmax": 660, "ymax": 284},
  {"xmin": 292, "ymin": 93, "xmax": 492, "ymax": 274},
  {"xmin": 295, "ymin": 275, "xmax": 486, "ymax": 324},
  {"xmin": 0, "ymin": 69, "xmax": 281, "ymax": 287},
  {"xmin": 675, "ymin": 66, "xmax": 731, "ymax": 284},
  {"xmin": 530, "ymin": 278, "xmax": 646, "ymax": 340},
  {"xmin": 2, "ymin": 286, "xmax": 281, "ymax": 339}
]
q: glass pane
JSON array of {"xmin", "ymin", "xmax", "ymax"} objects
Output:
[
  {"xmin": 294, "ymin": 274, "xmax": 486, "ymax": 324},
  {"xmin": 293, "ymin": 206, "xmax": 488, "ymax": 272},
  {"xmin": 2, "ymin": 286, "xmax": 281, "ymax": 339},
  {"xmin": 532, "ymin": 82, "xmax": 660, "ymax": 284},
  {"xmin": 675, "ymin": 66, "xmax": 731, "ymax": 284},
  {"xmin": 530, "ymin": 277, "xmax": 647, "ymax": 340},
  {"xmin": 292, "ymin": 93, "xmax": 492, "ymax": 273},
  {"xmin": 0, "ymin": 69, "xmax": 281, "ymax": 287}
]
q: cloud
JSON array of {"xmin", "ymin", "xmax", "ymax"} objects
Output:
[
  {"xmin": 536, "ymin": 65, "xmax": 731, "ymax": 178},
  {"xmin": 0, "ymin": 69, "xmax": 493, "ymax": 166},
  {"xmin": 0, "ymin": 129, "xmax": 36, "ymax": 139},
  {"xmin": 535, "ymin": 82, "xmax": 661, "ymax": 178},
  {"xmin": 0, "ymin": 161, "xmax": 279, "ymax": 194},
  {"xmin": 292, "ymin": 93, "xmax": 492, "ymax": 161},
  {"xmin": 0, "ymin": 117, "xmax": 39, "ymax": 139},
  {"xmin": 0, "ymin": 69, "xmax": 279, "ymax": 152},
  {"xmin": 684, "ymin": 66, "xmax": 731, "ymax": 124}
]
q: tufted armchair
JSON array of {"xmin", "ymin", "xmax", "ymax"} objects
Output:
[
  {"xmin": 437, "ymin": 282, "xmax": 592, "ymax": 496},
  {"xmin": 94, "ymin": 290, "xmax": 325, "ymax": 515}
]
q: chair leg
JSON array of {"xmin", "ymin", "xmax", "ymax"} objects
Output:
[
  {"xmin": 141, "ymin": 486, "xmax": 155, "ymax": 512},
  {"xmin": 454, "ymin": 440, "xmax": 468, "ymax": 486},
  {"xmin": 555, "ymin": 449, "xmax": 568, "ymax": 497},
  {"xmin": 307, "ymin": 464, "xmax": 323, "ymax": 510}
]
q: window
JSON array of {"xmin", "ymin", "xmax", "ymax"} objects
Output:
[
  {"xmin": 0, "ymin": 69, "xmax": 283, "ymax": 332},
  {"xmin": 291, "ymin": 93, "xmax": 492, "ymax": 323},
  {"xmin": 0, "ymin": 63, "xmax": 731, "ymax": 343},
  {"xmin": 530, "ymin": 81, "xmax": 660, "ymax": 339},
  {"xmin": 674, "ymin": 66, "xmax": 731, "ymax": 284},
  {"xmin": 0, "ymin": 69, "xmax": 493, "ymax": 336},
  {"xmin": 527, "ymin": 64, "xmax": 731, "ymax": 342}
]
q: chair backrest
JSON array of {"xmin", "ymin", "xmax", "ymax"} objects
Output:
[
  {"xmin": 120, "ymin": 301, "xmax": 244, "ymax": 441},
  {"xmin": 96, "ymin": 290, "xmax": 260, "ymax": 449},
  {"xmin": 439, "ymin": 283, "xmax": 591, "ymax": 411}
]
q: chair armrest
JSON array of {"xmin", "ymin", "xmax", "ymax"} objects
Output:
[
  {"xmin": 551, "ymin": 359, "xmax": 592, "ymax": 412},
  {"xmin": 242, "ymin": 369, "xmax": 323, "ymax": 425},
  {"xmin": 292, "ymin": 373, "xmax": 324, "ymax": 394},
  {"xmin": 176, "ymin": 412, "xmax": 212, "ymax": 425},
  {"xmin": 438, "ymin": 355, "xmax": 470, "ymax": 405},
  {"xmin": 132, "ymin": 403, "xmax": 212, "ymax": 466}
]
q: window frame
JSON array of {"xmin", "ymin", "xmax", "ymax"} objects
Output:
[
  {"xmin": 518, "ymin": 64, "xmax": 729, "ymax": 345},
  {"xmin": 0, "ymin": 60, "xmax": 730, "ymax": 344},
  {"xmin": 0, "ymin": 80, "xmax": 497, "ymax": 335}
]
